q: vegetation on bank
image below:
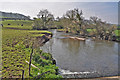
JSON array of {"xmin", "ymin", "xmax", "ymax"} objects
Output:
[
  {"xmin": 32, "ymin": 9, "xmax": 119, "ymax": 41},
  {"xmin": 2, "ymin": 23, "xmax": 61, "ymax": 78},
  {"xmin": 31, "ymin": 50, "xmax": 62, "ymax": 78},
  {"xmin": 56, "ymin": 9, "xmax": 119, "ymax": 41},
  {"xmin": 86, "ymin": 29, "xmax": 120, "ymax": 37},
  {"xmin": 114, "ymin": 30, "xmax": 120, "ymax": 36}
]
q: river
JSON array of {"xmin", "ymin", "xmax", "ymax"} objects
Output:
[{"xmin": 41, "ymin": 29, "xmax": 119, "ymax": 78}]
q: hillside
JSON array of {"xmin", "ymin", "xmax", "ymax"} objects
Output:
[{"xmin": 0, "ymin": 11, "xmax": 30, "ymax": 20}]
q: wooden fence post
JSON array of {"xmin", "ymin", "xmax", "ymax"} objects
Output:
[
  {"xmin": 29, "ymin": 43, "xmax": 34, "ymax": 77},
  {"xmin": 22, "ymin": 70, "xmax": 24, "ymax": 80}
]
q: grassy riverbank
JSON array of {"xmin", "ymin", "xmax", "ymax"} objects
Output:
[
  {"xmin": 57, "ymin": 28, "xmax": 120, "ymax": 41},
  {"xmin": 57, "ymin": 29, "xmax": 120, "ymax": 37},
  {"xmin": 2, "ymin": 20, "xmax": 62, "ymax": 78}
]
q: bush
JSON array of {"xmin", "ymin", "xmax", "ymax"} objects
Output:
[{"xmin": 41, "ymin": 52, "xmax": 52, "ymax": 60}]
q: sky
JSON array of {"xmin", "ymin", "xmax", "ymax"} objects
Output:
[
  {"xmin": 0, "ymin": 1, "xmax": 119, "ymax": 24},
  {"xmin": 0, "ymin": 0, "xmax": 119, "ymax": 2}
]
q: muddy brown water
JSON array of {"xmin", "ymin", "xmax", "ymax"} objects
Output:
[{"xmin": 41, "ymin": 29, "xmax": 119, "ymax": 78}]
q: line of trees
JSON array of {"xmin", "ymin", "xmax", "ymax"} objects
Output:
[{"xmin": 32, "ymin": 8, "xmax": 118, "ymax": 41}]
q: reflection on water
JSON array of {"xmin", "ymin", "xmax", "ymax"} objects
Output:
[{"xmin": 41, "ymin": 29, "xmax": 119, "ymax": 77}]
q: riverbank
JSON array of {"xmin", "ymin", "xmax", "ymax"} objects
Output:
[
  {"xmin": 57, "ymin": 29, "xmax": 120, "ymax": 42},
  {"xmin": 2, "ymin": 27, "xmax": 62, "ymax": 78}
]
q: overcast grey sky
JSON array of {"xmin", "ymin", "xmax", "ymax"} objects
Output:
[
  {"xmin": 0, "ymin": 1, "xmax": 118, "ymax": 24},
  {"xmin": 0, "ymin": 0, "xmax": 119, "ymax": 2}
]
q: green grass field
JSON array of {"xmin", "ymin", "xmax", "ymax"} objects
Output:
[
  {"xmin": 2, "ymin": 20, "xmax": 61, "ymax": 78},
  {"xmin": 2, "ymin": 28, "xmax": 31, "ymax": 78},
  {"xmin": 1, "ymin": 20, "xmax": 33, "ymax": 30}
]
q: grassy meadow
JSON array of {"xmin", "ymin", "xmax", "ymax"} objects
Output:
[
  {"xmin": 1, "ymin": 20, "xmax": 33, "ymax": 30},
  {"xmin": 2, "ymin": 20, "xmax": 61, "ymax": 78}
]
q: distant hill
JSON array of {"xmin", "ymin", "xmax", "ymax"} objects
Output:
[{"xmin": 0, "ymin": 11, "xmax": 31, "ymax": 20}]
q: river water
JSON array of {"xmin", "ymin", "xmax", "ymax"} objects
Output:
[{"xmin": 41, "ymin": 29, "xmax": 119, "ymax": 78}]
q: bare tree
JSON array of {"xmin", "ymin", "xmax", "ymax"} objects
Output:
[
  {"xmin": 65, "ymin": 8, "xmax": 87, "ymax": 35},
  {"xmin": 36, "ymin": 9, "xmax": 54, "ymax": 29},
  {"xmin": 90, "ymin": 16, "xmax": 117, "ymax": 40}
]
